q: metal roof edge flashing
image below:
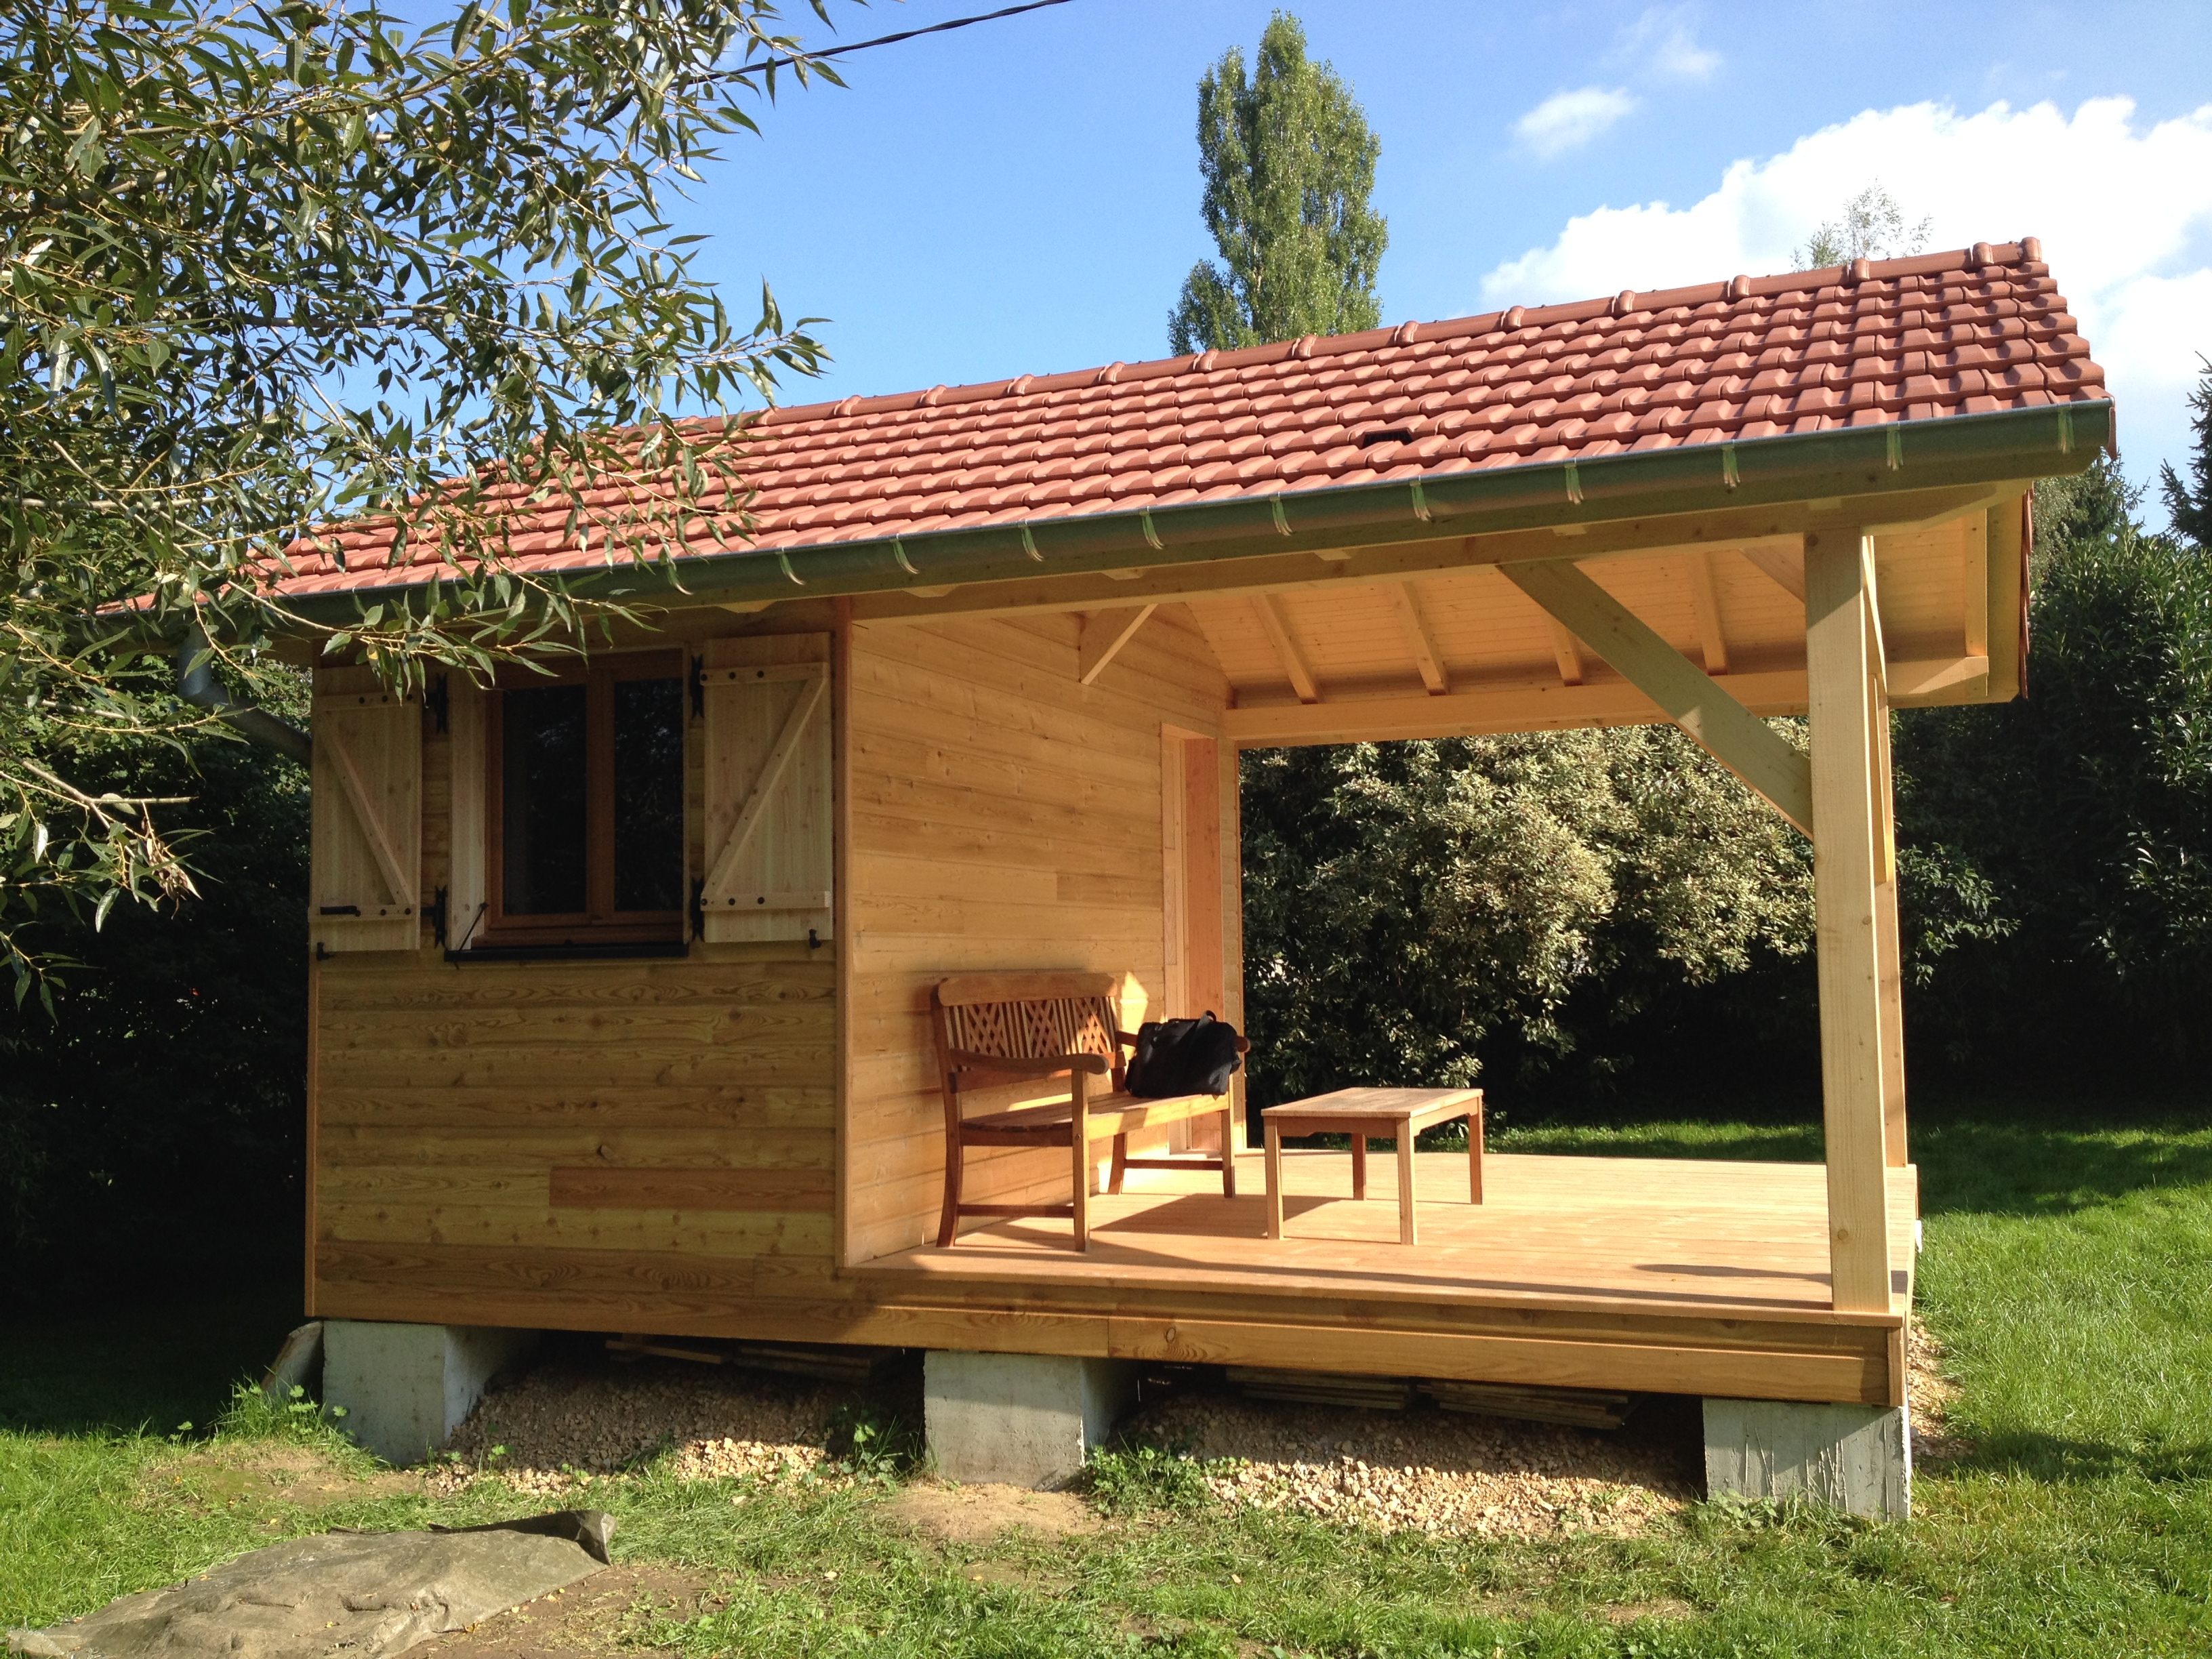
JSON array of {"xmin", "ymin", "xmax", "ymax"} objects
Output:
[{"xmin": 264, "ymin": 402, "xmax": 2110, "ymax": 628}]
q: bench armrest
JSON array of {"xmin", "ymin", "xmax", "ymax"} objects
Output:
[{"xmin": 948, "ymin": 1048, "xmax": 1111, "ymax": 1079}]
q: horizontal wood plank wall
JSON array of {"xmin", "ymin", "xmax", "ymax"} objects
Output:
[
  {"xmin": 310, "ymin": 637, "xmax": 848, "ymax": 1328},
  {"xmin": 843, "ymin": 607, "xmax": 1233, "ymax": 1263}
]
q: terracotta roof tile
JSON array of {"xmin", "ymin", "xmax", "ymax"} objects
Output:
[{"xmin": 280, "ymin": 240, "xmax": 2107, "ymax": 588}]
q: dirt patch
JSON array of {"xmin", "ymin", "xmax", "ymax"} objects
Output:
[
  {"xmin": 147, "ymin": 1445, "xmax": 417, "ymax": 1513},
  {"xmin": 882, "ymin": 1481, "xmax": 1098, "ymax": 1544},
  {"xmin": 1908, "ymin": 1318, "xmax": 1971, "ymax": 1465},
  {"xmin": 1605, "ymin": 1599, "xmax": 1694, "ymax": 1624},
  {"xmin": 1124, "ymin": 1387, "xmax": 1698, "ymax": 1538},
  {"xmin": 413, "ymin": 1565, "xmax": 714, "ymax": 1659},
  {"xmin": 435, "ymin": 1353, "xmax": 859, "ymax": 1495}
]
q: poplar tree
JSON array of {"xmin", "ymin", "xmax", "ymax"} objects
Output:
[{"xmin": 1168, "ymin": 12, "xmax": 1386, "ymax": 354}]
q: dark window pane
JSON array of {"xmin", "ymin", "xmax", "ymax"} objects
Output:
[
  {"xmin": 613, "ymin": 676, "xmax": 684, "ymax": 913},
  {"xmin": 502, "ymin": 684, "xmax": 587, "ymax": 915}
]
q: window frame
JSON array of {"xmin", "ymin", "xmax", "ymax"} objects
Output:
[{"xmin": 482, "ymin": 649, "xmax": 688, "ymax": 947}]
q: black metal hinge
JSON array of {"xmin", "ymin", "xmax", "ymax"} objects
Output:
[{"xmin": 689, "ymin": 655, "xmax": 705, "ymax": 720}]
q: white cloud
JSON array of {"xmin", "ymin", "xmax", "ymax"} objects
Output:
[
  {"xmin": 1479, "ymin": 97, "xmax": 2212, "ymax": 497},
  {"xmin": 1515, "ymin": 87, "xmax": 1639, "ymax": 159},
  {"xmin": 1618, "ymin": 6, "xmax": 1719, "ymax": 83}
]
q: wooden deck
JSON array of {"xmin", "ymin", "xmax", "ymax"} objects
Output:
[{"xmin": 853, "ymin": 1151, "xmax": 1919, "ymax": 1406}]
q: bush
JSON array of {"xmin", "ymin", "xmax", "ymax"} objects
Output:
[{"xmin": 0, "ymin": 719, "xmax": 309, "ymax": 1302}]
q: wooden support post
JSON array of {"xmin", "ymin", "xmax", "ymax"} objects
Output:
[
  {"xmin": 1872, "ymin": 666, "xmax": 1908, "ymax": 1168},
  {"xmin": 1805, "ymin": 528, "xmax": 1893, "ymax": 1313}
]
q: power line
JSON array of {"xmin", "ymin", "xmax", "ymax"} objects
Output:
[{"xmin": 749, "ymin": 0, "xmax": 1074, "ymax": 72}]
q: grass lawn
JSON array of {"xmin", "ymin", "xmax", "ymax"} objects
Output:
[{"xmin": 5, "ymin": 1106, "xmax": 2212, "ymax": 1656}]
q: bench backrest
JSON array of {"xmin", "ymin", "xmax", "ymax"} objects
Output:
[{"xmin": 930, "ymin": 972, "xmax": 1126, "ymax": 1099}]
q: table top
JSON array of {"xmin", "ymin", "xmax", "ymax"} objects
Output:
[{"xmin": 1263, "ymin": 1086, "xmax": 1482, "ymax": 1122}]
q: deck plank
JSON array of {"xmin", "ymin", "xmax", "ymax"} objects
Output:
[{"xmin": 861, "ymin": 1151, "xmax": 1919, "ymax": 1321}]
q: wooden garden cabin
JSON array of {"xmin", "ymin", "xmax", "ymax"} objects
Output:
[{"xmin": 275, "ymin": 241, "xmax": 2108, "ymax": 1421}]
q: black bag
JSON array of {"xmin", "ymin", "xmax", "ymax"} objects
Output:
[{"xmin": 1125, "ymin": 1011, "xmax": 1243, "ymax": 1099}]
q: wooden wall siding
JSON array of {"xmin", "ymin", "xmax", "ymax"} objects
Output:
[
  {"xmin": 309, "ymin": 629, "xmax": 851, "ymax": 1326},
  {"xmin": 842, "ymin": 607, "xmax": 1235, "ymax": 1265}
]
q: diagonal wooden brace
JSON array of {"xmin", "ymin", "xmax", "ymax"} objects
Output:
[{"xmin": 1502, "ymin": 559, "xmax": 1814, "ymax": 837}]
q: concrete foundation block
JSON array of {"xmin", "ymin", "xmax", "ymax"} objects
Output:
[
  {"xmin": 323, "ymin": 1321, "xmax": 539, "ymax": 1467},
  {"xmin": 1704, "ymin": 1396, "xmax": 1911, "ymax": 1519},
  {"xmin": 924, "ymin": 1350, "xmax": 1138, "ymax": 1488}
]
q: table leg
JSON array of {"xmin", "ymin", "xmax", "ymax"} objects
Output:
[
  {"xmin": 1264, "ymin": 1118, "xmax": 1283, "ymax": 1240},
  {"xmin": 1397, "ymin": 1122, "xmax": 1418, "ymax": 1246},
  {"xmin": 1351, "ymin": 1134, "xmax": 1367, "ymax": 1200},
  {"xmin": 1468, "ymin": 1102, "xmax": 1483, "ymax": 1205}
]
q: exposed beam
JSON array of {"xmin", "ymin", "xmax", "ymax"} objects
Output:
[
  {"xmin": 1961, "ymin": 511, "xmax": 1989, "ymax": 660},
  {"xmin": 1501, "ymin": 560, "xmax": 1814, "ymax": 836},
  {"xmin": 845, "ymin": 484, "xmax": 2005, "ymax": 624},
  {"xmin": 1689, "ymin": 551, "xmax": 1729, "ymax": 675},
  {"xmin": 1254, "ymin": 595, "xmax": 1322, "ymax": 703},
  {"xmin": 1546, "ymin": 619, "xmax": 1584, "ymax": 687},
  {"xmin": 1220, "ymin": 655, "xmax": 1988, "ymax": 747},
  {"xmin": 1862, "ymin": 488, "xmax": 2006, "ymax": 535},
  {"xmin": 1740, "ymin": 544, "xmax": 1805, "ymax": 602},
  {"xmin": 1076, "ymin": 605, "xmax": 1157, "ymax": 685},
  {"xmin": 1386, "ymin": 583, "xmax": 1450, "ymax": 694},
  {"xmin": 1805, "ymin": 528, "xmax": 1893, "ymax": 1315},
  {"xmin": 1226, "ymin": 668, "xmax": 1801, "ymax": 746}
]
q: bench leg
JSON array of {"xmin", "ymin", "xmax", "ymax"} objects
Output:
[
  {"xmin": 1218, "ymin": 1104, "xmax": 1237, "ymax": 1197},
  {"xmin": 937, "ymin": 1132, "xmax": 964, "ymax": 1248},
  {"xmin": 1398, "ymin": 1126, "xmax": 1418, "ymax": 1246},
  {"xmin": 1071, "ymin": 1127, "xmax": 1090, "ymax": 1251},
  {"xmin": 1109, "ymin": 1132, "xmax": 1128, "ymax": 1195},
  {"xmin": 1351, "ymin": 1134, "xmax": 1367, "ymax": 1201}
]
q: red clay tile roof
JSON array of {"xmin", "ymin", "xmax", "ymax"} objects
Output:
[{"xmin": 283, "ymin": 239, "xmax": 2103, "ymax": 598}]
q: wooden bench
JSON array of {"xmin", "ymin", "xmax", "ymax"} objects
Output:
[{"xmin": 930, "ymin": 972, "xmax": 1242, "ymax": 1250}]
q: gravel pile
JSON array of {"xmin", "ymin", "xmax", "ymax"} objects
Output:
[
  {"xmin": 434, "ymin": 1352, "xmax": 854, "ymax": 1494},
  {"xmin": 1124, "ymin": 1389, "xmax": 1698, "ymax": 1538}
]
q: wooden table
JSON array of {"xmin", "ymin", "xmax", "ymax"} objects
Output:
[{"xmin": 1261, "ymin": 1087, "xmax": 1484, "ymax": 1245}]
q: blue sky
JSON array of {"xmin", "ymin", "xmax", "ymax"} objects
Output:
[{"xmin": 676, "ymin": 1, "xmax": 2212, "ymax": 512}]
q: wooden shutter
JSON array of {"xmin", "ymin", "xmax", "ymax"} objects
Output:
[
  {"xmin": 310, "ymin": 688, "xmax": 422, "ymax": 954},
  {"xmin": 701, "ymin": 634, "xmax": 832, "ymax": 944}
]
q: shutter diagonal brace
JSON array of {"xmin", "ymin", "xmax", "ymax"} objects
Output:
[
  {"xmin": 323, "ymin": 722, "xmax": 417, "ymax": 909},
  {"xmin": 703, "ymin": 668, "xmax": 829, "ymax": 905}
]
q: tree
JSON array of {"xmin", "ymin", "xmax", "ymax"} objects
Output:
[
  {"xmin": 1242, "ymin": 729, "xmax": 1814, "ymax": 1111},
  {"xmin": 1167, "ymin": 12, "xmax": 1386, "ymax": 355},
  {"xmin": 1893, "ymin": 450, "xmax": 2212, "ymax": 1079},
  {"xmin": 0, "ymin": 0, "xmax": 845, "ymax": 989},
  {"xmin": 1792, "ymin": 183, "xmax": 1931, "ymax": 270},
  {"xmin": 0, "ymin": 712, "xmax": 310, "ymax": 1298},
  {"xmin": 2159, "ymin": 356, "xmax": 2212, "ymax": 546}
]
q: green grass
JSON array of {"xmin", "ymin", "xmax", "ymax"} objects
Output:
[{"xmin": 6, "ymin": 1105, "xmax": 2212, "ymax": 1654}]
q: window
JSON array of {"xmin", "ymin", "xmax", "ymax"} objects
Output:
[{"xmin": 485, "ymin": 651, "xmax": 687, "ymax": 945}]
